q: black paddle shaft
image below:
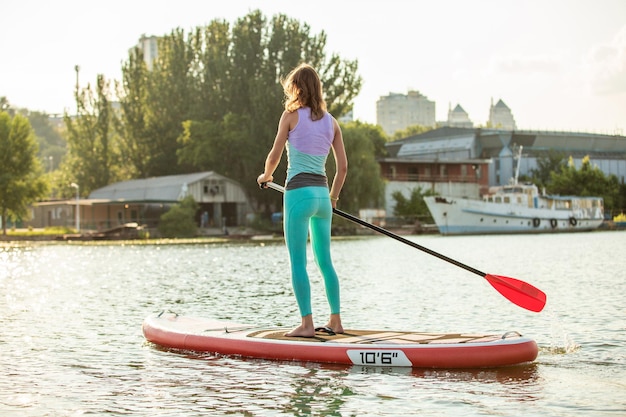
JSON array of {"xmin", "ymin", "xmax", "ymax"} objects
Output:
[
  {"xmin": 332, "ymin": 208, "xmax": 487, "ymax": 278},
  {"xmin": 262, "ymin": 181, "xmax": 486, "ymax": 277}
]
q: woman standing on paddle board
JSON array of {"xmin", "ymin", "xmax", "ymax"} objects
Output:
[{"xmin": 257, "ymin": 63, "xmax": 348, "ymax": 338}]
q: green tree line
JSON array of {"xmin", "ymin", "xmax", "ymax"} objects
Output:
[
  {"xmin": 57, "ymin": 10, "xmax": 383, "ymax": 214},
  {"xmin": 0, "ymin": 112, "xmax": 48, "ymax": 234}
]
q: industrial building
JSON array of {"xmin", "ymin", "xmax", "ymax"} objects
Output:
[{"xmin": 379, "ymin": 126, "xmax": 626, "ymax": 215}]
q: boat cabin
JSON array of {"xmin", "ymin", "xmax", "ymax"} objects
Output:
[{"xmin": 483, "ymin": 183, "xmax": 538, "ymax": 206}]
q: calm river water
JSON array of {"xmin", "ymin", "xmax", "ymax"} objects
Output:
[{"xmin": 1, "ymin": 231, "xmax": 624, "ymax": 416}]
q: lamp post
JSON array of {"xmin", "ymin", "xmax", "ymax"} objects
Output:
[
  {"xmin": 74, "ymin": 65, "xmax": 80, "ymax": 117},
  {"xmin": 70, "ymin": 183, "xmax": 80, "ymax": 232}
]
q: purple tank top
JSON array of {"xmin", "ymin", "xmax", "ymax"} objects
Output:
[{"xmin": 289, "ymin": 107, "xmax": 334, "ymax": 156}]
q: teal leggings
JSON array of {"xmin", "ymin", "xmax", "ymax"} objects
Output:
[{"xmin": 284, "ymin": 186, "xmax": 340, "ymax": 317}]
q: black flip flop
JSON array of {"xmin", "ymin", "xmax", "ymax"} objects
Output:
[{"xmin": 315, "ymin": 326, "xmax": 336, "ymax": 336}]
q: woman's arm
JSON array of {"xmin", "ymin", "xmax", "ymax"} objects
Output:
[
  {"xmin": 329, "ymin": 117, "xmax": 347, "ymax": 207},
  {"xmin": 257, "ymin": 111, "xmax": 296, "ymax": 185}
]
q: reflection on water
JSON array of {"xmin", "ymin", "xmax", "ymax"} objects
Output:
[
  {"xmin": 1, "ymin": 232, "xmax": 625, "ymax": 416},
  {"xmin": 139, "ymin": 347, "xmax": 544, "ymax": 416}
]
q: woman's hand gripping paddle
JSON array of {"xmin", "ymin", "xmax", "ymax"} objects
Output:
[{"xmin": 262, "ymin": 181, "xmax": 547, "ymax": 312}]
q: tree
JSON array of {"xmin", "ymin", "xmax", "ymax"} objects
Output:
[
  {"xmin": 61, "ymin": 74, "xmax": 119, "ymax": 197},
  {"xmin": 158, "ymin": 196, "xmax": 199, "ymax": 238},
  {"xmin": 549, "ymin": 155, "xmax": 620, "ymax": 210},
  {"xmin": 617, "ymin": 182, "xmax": 626, "ymax": 214},
  {"xmin": 391, "ymin": 187, "xmax": 436, "ymax": 223},
  {"xmin": 528, "ymin": 150, "xmax": 566, "ymax": 188},
  {"xmin": 27, "ymin": 111, "xmax": 66, "ymax": 173},
  {"xmin": 391, "ymin": 124, "xmax": 434, "ymax": 141},
  {"xmin": 0, "ymin": 112, "xmax": 49, "ymax": 234},
  {"xmin": 0, "ymin": 102, "xmax": 64, "ymax": 174},
  {"xmin": 142, "ymin": 29, "xmax": 196, "ymax": 177},
  {"xmin": 116, "ymin": 48, "xmax": 152, "ymax": 178},
  {"xmin": 335, "ymin": 121, "xmax": 386, "ymax": 213},
  {"xmin": 188, "ymin": 21, "xmax": 233, "ymax": 121},
  {"xmin": 0, "ymin": 97, "xmax": 13, "ymax": 115}
]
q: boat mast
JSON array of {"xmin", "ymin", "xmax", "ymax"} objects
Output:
[{"xmin": 513, "ymin": 145, "xmax": 523, "ymax": 185}]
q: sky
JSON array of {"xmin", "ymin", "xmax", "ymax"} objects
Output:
[{"xmin": 1, "ymin": 0, "xmax": 625, "ymax": 134}]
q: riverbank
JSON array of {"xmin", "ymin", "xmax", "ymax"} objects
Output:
[
  {"xmin": 2, "ymin": 219, "xmax": 622, "ymax": 245},
  {"xmin": 0, "ymin": 223, "xmax": 274, "ymax": 242},
  {"xmin": 0, "ymin": 230, "xmax": 282, "ymax": 246}
]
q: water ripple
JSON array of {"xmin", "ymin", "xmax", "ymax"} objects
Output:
[{"xmin": 1, "ymin": 233, "xmax": 625, "ymax": 416}]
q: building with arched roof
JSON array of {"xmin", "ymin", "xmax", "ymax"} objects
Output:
[{"xmin": 29, "ymin": 172, "xmax": 253, "ymax": 232}]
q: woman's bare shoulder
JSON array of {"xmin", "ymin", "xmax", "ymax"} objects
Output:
[{"xmin": 280, "ymin": 109, "xmax": 299, "ymax": 130}]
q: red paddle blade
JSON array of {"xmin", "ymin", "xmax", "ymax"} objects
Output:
[{"xmin": 485, "ymin": 274, "xmax": 547, "ymax": 312}]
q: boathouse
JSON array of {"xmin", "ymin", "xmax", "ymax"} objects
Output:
[{"xmin": 28, "ymin": 172, "xmax": 253, "ymax": 232}]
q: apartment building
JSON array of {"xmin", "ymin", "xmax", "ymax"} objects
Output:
[
  {"xmin": 446, "ymin": 104, "xmax": 473, "ymax": 128},
  {"xmin": 488, "ymin": 98, "xmax": 517, "ymax": 130},
  {"xmin": 376, "ymin": 91, "xmax": 436, "ymax": 136},
  {"xmin": 132, "ymin": 35, "xmax": 159, "ymax": 70}
]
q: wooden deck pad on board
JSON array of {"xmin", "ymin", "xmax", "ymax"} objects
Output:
[{"xmin": 247, "ymin": 329, "xmax": 502, "ymax": 345}]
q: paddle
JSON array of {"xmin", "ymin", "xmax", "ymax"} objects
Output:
[{"xmin": 263, "ymin": 181, "xmax": 547, "ymax": 313}]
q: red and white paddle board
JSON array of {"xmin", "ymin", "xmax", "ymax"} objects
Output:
[{"xmin": 142, "ymin": 312, "xmax": 538, "ymax": 368}]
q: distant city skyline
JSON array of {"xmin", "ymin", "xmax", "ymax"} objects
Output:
[
  {"xmin": 376, "ymin": 90, "xmax": 519, "ymax": 135},
  {"xmin": 1, "ymin": 0, "xmax": 625, "ymax": 135}
]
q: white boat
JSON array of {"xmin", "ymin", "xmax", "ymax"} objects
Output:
[
  {"xmin": 423, "ymin": 147, "xmax": 604, "ymax": 235},
  {"xmin": 424, "ymin": 184, "xmax": 604, "ymax": 235}
]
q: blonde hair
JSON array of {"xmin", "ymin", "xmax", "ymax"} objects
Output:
[{"xmin": 282, "ymin": 63, "xmax": 327, "ymax": 120}]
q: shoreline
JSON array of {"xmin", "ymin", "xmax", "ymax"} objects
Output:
[
  {"xmin": 2, "ymin": 221, "xmax": 622, "ymax": 246},
  {"xmin": 0, "ymin": 232, "xmax": 375, "ymax": 247}
]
